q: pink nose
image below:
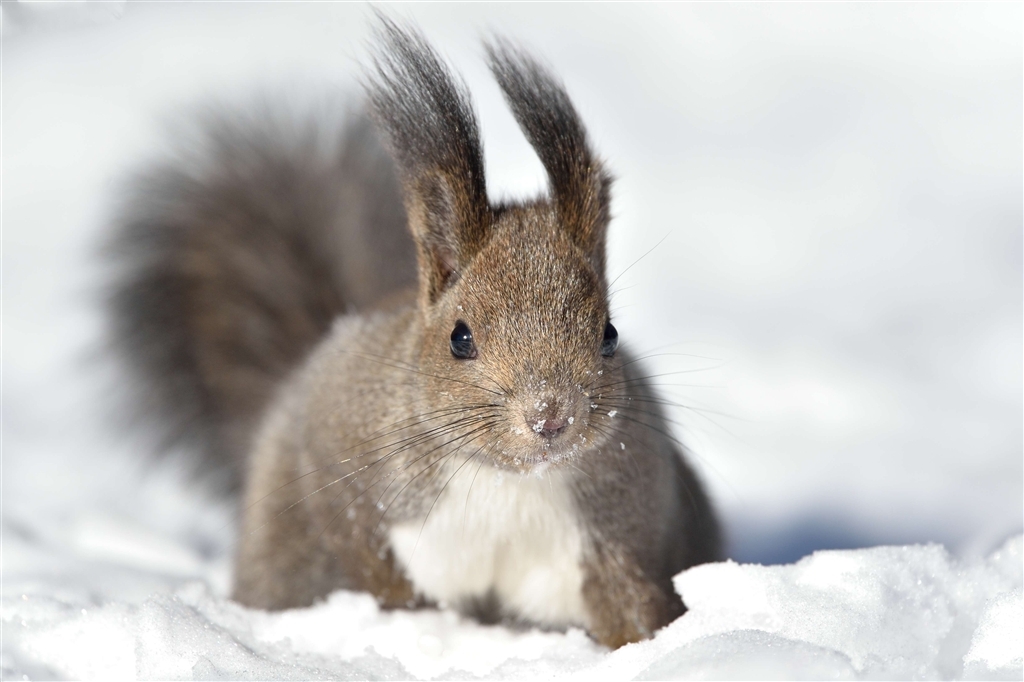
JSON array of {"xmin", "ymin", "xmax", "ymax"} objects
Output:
[{"xmin": 531, "ymin": 416, "xmax": 568, "ymax": 439}]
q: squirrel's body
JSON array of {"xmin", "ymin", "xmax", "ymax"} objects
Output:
[
  {"xmin": 110, "ymin": 19, "xmax": 720, "ymax": 648},
  {"xmin": 236, "ymin": 266, "xmax": 713, "ymax": 644},
  {"xmin": 240, "ymin": 309, "xmax": 593, "ymax": 627}
]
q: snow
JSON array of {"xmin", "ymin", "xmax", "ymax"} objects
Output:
[
  {"xmin": 964, "ymin": 588, "xmax": 1024, "ymax": 676},
  {"xmin": 3, "ymin": 3, "xmax": 1021, "ymax": 680},
  {"xmin": 5, "ymin": 531, "xmax": 1021, "ymax": 679}
]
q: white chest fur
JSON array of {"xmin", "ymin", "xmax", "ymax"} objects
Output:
[{"xmin": 388, "ymin": 464, "xmax": 590, "ymax": 628}]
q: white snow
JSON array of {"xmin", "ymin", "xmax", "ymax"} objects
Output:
[
  {"xmin": 964, "ymin": 588, "xmax": 1024, "ymax": 675},
  {"xmin": 4, "ymin": 530, "xmax": 1020, "ymax": 679},
  {"xmin": 3, "ymin": 3, "xmax": 1021, "ymax": 680}
]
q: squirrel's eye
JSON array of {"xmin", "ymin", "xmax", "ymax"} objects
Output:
[
  {"xmin": 450, "ymin": 321, "xmax": 477, "ymax": 360},
  {"xmin": 601, "ymin": 321, "xmax": 618, "ymax": 357}
]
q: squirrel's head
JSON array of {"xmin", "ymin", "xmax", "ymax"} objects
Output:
[{"xmin": 368, "ymin": 19, "xmax": 622, "ymax": 471}]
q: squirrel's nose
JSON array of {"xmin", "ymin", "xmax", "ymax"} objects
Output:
[
  {"xmin": 534, "ymin": 417, "xmax": 568, "ymax": 439},
  {"xmin": 526, "ymin": 400, "xmax": 570, "ymax": 438}
]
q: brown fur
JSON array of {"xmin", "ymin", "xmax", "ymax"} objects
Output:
[
  {"xmin": 110, "ymin": 17, "xmax": 720, "ymax": 648},
  {"xmin": 107, "ymin": 107, "xmax": 415, "ymax": 491}
]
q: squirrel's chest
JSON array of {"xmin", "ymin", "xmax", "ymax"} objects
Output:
[{"xmin": 387, "ymin": 465, "xmax": 589, "ymax": 628}]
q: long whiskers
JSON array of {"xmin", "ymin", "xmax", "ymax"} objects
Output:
[
  {"xmin": 589, "ymin": 403, "xmax": 740, "ymax": 506},
  {"xmin": 406, "ymin": 430, "xmax": 499, "ymax": 563},
  {"xmin": 368, "ymin": 420, "xmax": 498, "ymax": 528},
  {"xmin": 243, "ymin": 404, "xmax": 500, "ymax": 519},
  {"xmin": 245, "ymin": 409, "xmax": 499, "ymax": 537},
  {"xmin": 316, "ymin": 419, "xmax": 499, "ymax": 543},
  {"xmin": 588, "ymin": 367, "xmax": 724, "ymax": 395},
  {"xmin": 598, "ymin": 394, "xmax": 745, "ymax": 424}
]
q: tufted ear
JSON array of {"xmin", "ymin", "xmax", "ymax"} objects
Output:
[
  {"xmin": 366, "ymin": 17, "xmax": 490, "ymax": 304},
  {"xmin": 486, "ymin": 39, "xmax": 613, "ymax": 275}
]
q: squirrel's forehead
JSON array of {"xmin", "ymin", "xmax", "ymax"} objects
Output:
[
  {"xmin": 477, "ymin": 222, "xmax": 594, "ymax": 276},
  {"xmin": 462, "ymin": 245, "xmax": 604, "ymax": 326},
  {"xmin": 473, "ymin": 236, "xmax": 596, "ymax": 290}
]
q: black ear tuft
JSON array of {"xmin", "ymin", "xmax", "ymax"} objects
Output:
[
  {"xmin": 486, "ymin": 39, "xmax": 612, "ymax": 268},
  {"xmin": 366, "ymin": 15, "xmax": 490, "ymax": 303}
]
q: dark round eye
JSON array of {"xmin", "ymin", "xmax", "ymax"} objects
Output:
[
  {"xmin": 601, "ymin": 321, "xmax": 618, "ymax": 357},
  {"xmin": 450, "ymin": 321, "xmax": 477, "ymax": 359}
]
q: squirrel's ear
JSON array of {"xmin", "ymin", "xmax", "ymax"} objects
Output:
[
  {"xmin": 366, "ymin": 16, "xmax": 490, "ymax": 304},
  {"xmin": 486, "ymin": 39, "xmax": 612, "ymax": 275}
]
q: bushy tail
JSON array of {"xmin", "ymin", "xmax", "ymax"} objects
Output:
[{"xmin": 106, "ymin": 106, "xmax": 415, "ymax": 492}]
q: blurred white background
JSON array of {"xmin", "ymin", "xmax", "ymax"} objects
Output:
[{"xmin": 3, "ymin": 2, "xmax": 1020, "ymax": 571}]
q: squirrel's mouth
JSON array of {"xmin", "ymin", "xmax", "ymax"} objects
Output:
[{"xmin": 487, "ymin": 419, "xmax": 603, "ymax": 473}]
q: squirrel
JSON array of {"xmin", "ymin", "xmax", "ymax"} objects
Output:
[{"xmin": 108, "ymin": 18, "xmax": 721, "ymax": 649}]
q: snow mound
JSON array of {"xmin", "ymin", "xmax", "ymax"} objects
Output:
[{"xmin": 4, "ymin": 535, "xmax": 1020, "ymax": 680}]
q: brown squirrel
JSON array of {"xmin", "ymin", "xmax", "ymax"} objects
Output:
[{"xmin": 108, "ymin": 18, "xmax": 720, "ymax": 648}]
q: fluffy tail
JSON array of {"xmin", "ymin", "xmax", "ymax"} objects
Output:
[{"xmin": 107, "ymin": 106, "xmax": 415, "ymax": 492}]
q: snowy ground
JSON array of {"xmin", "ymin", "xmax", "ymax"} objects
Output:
[{"xmin": 3, "ymin": 3, "xmax": 1021, "ymax": 679}]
